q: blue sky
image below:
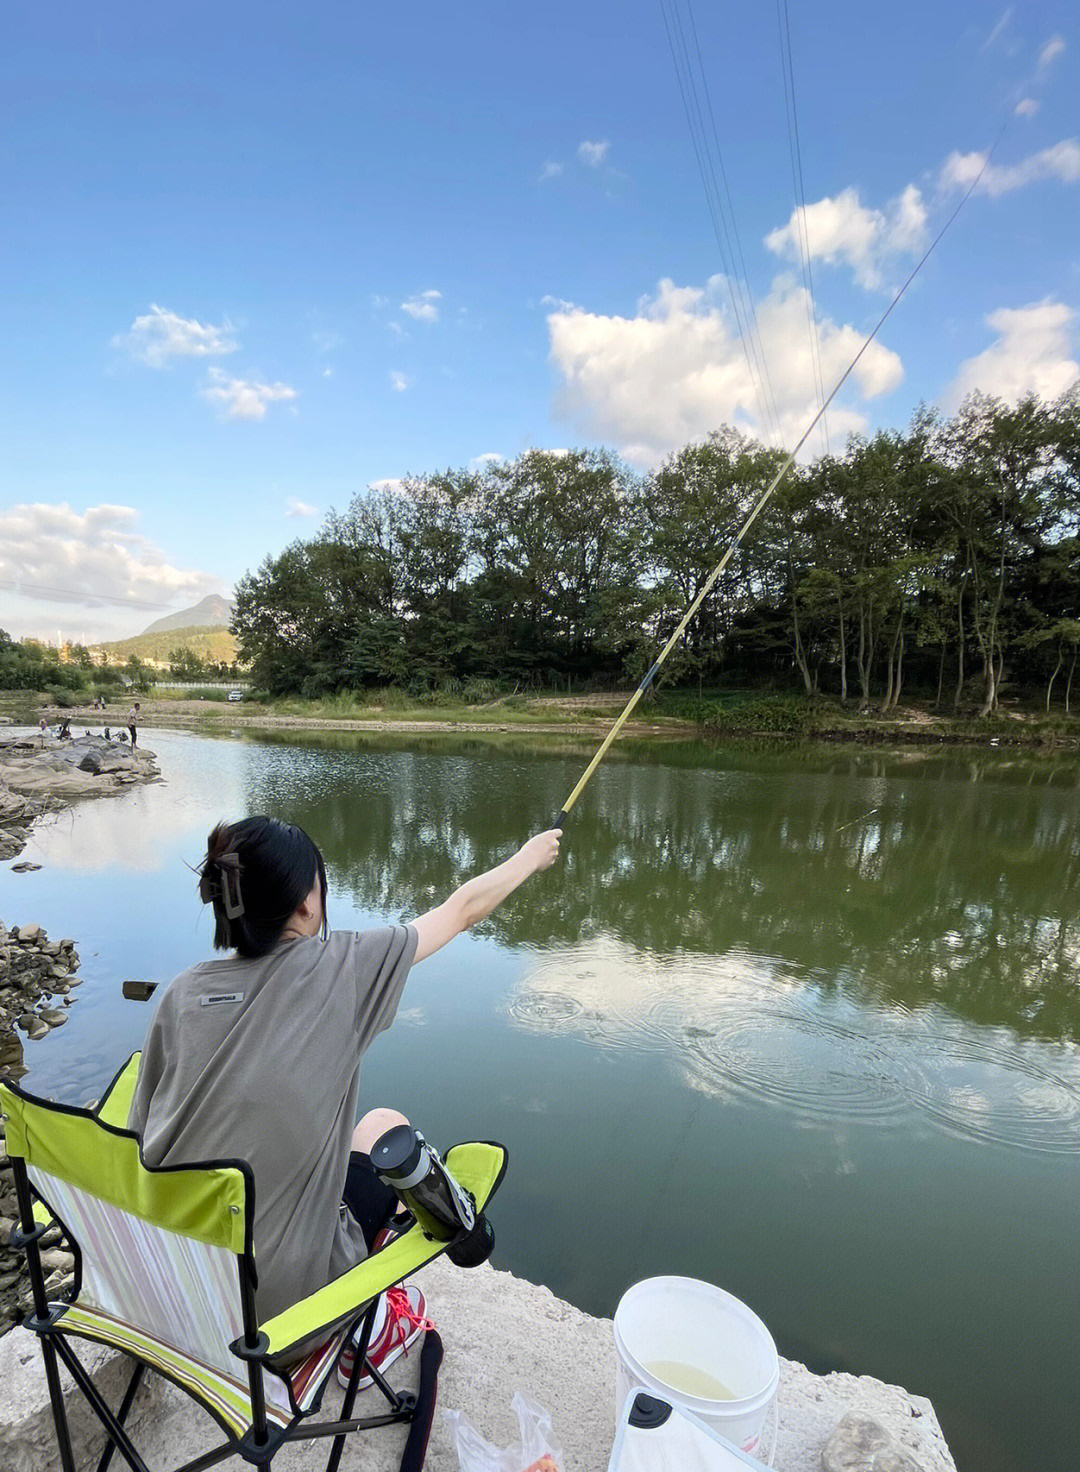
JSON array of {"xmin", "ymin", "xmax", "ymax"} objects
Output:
[{"xmin": 2, "ymin": 0, "xmax": 1077, "ymax": 642}]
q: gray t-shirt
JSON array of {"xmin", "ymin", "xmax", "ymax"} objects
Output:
[{"xmin": 128, "ymin": 925, "xmax": 417, "ymax": 1321}]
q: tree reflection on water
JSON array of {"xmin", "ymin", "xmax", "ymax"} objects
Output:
[{"xmin": 240, "ymin": 733, "xmax": 1080, "ymax": 1044}]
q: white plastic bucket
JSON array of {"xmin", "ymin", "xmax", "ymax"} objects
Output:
[{"xmin": 613, "ymin": 1277, "xmax": 780, "ymax": 1458}]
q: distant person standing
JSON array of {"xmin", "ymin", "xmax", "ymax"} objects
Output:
[{"xmin": 128, "ymin": 702, "xmax": 140, "ymax": 749}]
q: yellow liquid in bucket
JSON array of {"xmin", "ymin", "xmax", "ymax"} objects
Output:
[{"xmin": 644, "ymin": 1359, "xmax": 737, "ymax": 1400}]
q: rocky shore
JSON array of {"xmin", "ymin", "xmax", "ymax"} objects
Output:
[
  {"xmin": 0, "ymin": 922, "xmax": 82, "ymax": 1335},
  {"xmin": 0, "ymin": 731, "xmax": 160, "ymax": 863},
  {"xmin": 0, "ymin": 1254, "xmax": 957, "ymax": 1470}
]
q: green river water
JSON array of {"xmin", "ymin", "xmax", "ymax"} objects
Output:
[{"xmin": 1, "ymin": 726, "xmax": 1078, "ymax": 1472}]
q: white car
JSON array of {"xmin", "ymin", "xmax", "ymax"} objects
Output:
[{"xmin": 227, "ymin": 689, "xmax": 244, "ymax": 702}]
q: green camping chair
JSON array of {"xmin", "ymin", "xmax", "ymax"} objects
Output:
[{"xmin": 0, "ymin": 1054, "xmax": 507, "ymax": 1472}]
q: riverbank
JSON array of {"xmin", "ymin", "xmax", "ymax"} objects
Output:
[
  {"xmin": 66, "ymin": 691, "xmax": 1080, "ymax": 750},
  {"xmin": 0, "ymin": 733, "xmax": 160, "ymax": 862},
  {"xmin": 9, "ymin": 685, "xmax": 1077, "ymax": 749},
  {"xmin": 0, "ymin": 1254, "xmax": 956, "ymax": 1470}
]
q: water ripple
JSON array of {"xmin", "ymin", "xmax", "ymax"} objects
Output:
[{"xmin": 508, "ymin": 941, "xmax": 1080, "ymax": 1154}]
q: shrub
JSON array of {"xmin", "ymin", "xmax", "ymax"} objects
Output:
[
  {"xmin": 699, "ymin": 693, "xmax": 820, "ymax": 735},
  {"xmin": 43, "ymin": 685, "xmax": 78, "ymax": 708}
]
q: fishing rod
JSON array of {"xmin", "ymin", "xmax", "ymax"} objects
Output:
[{"xmin": 554, "ymin": 143, "xmax": 999, "ymax": 828}]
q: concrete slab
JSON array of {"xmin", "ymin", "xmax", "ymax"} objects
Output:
[{"xmin": 0, "ymin": 1257, "xmax": 956, "ymax": 1471}]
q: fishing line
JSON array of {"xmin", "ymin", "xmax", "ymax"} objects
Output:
[{"xmin": 555, "ymin": 137, "xmax": 1002, "ymax": 827}]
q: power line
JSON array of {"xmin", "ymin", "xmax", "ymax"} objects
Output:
[
  {"xmin": 776, "ymin": 0, "xmax": 830, "ymax": 455},
  {"xmin": 0, "ymin": 577, "xmax": 182, "ymax": 613},
  {"xmin": 659, "ymin": 0, "xmax": 782, "ymax": 446},
  {"xmin": 685, "ymin": 0, "xmax": 783, "ymax": 443}
]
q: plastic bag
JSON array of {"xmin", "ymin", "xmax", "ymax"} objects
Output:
[{"xmin": 445, "ymin": 1392, "xmax": 565, "ymax": 1472}]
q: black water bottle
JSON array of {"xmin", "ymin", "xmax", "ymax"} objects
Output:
[{"xmin": 370, "ymin": 1124, "xmax": 495, "ymax": 1268}]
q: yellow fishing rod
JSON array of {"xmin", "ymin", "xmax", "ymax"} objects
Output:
[{"xmin": 555, "ymin": 148, "xmax": 996, "ymax": 827}]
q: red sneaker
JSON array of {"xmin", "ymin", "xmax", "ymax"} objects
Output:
[{"xmin": 336, "ymin": 1285, "xmax": 433, "ymax": 1390}]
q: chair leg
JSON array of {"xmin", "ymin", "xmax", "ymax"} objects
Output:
[
  {"xmin": 96, "ymin": 1361, "xmax": 145, "ymax": 1472},
  {"xmin": 325, "ymin": 1300, "xmax": 379, "ymax": 1472},
  {"xmin": 41, "ymin": 1336, "xmax": 78, "ymax": 1472},
  {"xmin": 53, "ymin": 1336, "xmax": 153, "ymax": 1472}
]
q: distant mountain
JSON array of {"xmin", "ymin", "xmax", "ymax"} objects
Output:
[
  {"xmin": 141, "ymin": 595, "xmax": 234, "ymax": 636},
  {"xmin": 93, "ymin": 626, "xmax": 240, "ymax": 667}
]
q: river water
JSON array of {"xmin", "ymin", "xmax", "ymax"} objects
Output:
[{"xmin": 2, "ymin": 727, "xmax": 1078, "ymax": 1472}]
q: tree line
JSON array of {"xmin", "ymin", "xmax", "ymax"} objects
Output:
[
  {"xmin": 233, "ymin": 389, "xmax": 1079, "ymax": 714},
  {"xmin": 0, "ymin": 634, "xmax": 153, "ymax": 701}
]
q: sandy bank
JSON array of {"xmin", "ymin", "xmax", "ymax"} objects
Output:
[
  {"xmin": 0, "ymin": 1254, "xmax": 955, "ymax": 1470},
  {"xmin": 116, "ymin": 695, "xmax": 1079, "ymax": 751},
  {"xmin": 129, "ymin": 698, "xmax": 682, "ymax": 740}
]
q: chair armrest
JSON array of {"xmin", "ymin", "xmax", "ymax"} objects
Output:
[
  {"xmin": 96, "ymin": 1052, "xmax": 142, "ymax": 1129},
  {"xmin": 259, "ymin": 1140, "xmax": 506, "ymax": 1361},
  {"xmin": 32, "ymin": 1200, "xmax": 57, "ymax": 1230}
]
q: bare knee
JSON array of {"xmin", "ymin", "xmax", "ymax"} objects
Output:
[{"xmin": 352, "ymin": 1108, "xmax": 409, "ymax": 1155}]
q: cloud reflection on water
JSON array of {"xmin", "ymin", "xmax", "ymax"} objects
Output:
[{"xmin": 509, "ymin": 935, "xmax": 1080, "ymax": 1154}]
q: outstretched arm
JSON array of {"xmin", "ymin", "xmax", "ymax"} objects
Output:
[{"xmin": 411, "ymin": 830, "xmax": 562, "ymax": 963}]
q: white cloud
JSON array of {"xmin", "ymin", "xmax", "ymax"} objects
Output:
[
  {"xmin": 541, "ymin": 294, "xmax": 577, "ymax": 312},
  {"xmin": 323, "ymin": 367, "xmax": 333, "ymax": 377},
  {"xmin": 371, "ymin": 294, "xmax": 390, "ymax": 309},
  {"xmin": 469, "ymin": 452, "xmax": 504, "ymax": 470},
  {"xmin": 948, "ymin": 300, "xmax": 1079, "ymax": 407},
  {"xmin": 286, "ymin": 499, "xmax": 320, "ymax": 518},
  {"xmin": 547, "ymin": 275, "xmax": 903, "ymax": 464},
  {"xmin": 402, "ymin": 291, "xmax": 442, "ymax": 322},
  {"xmin": 0, "ymin": 503, "xmax": 221, "ymax": 641},
  {"xmin": 578, "ymin": 139, "xmax": 610, "ymax": 167},
  {"xmin": 1015, "ymin": 98, "xmax": 1040, "ymax": 117},
  {"xmin": 387, "ymin": 320, "xmax": 407, "ymax": 337},
  {"xmin": 1039, "ymin": 35, "xmax": 1066, "ymax": 68},
  {"xmin": 390, "ymin": 371, "xmax": 412, "ymax": 392},
  {"xmin": 765, "ymin": 184, "xmax": 928, "ymax": 291},
  {"xmin": 540, "ymin": 160, "xmax": 564, "ymax": 181},
  {"xmin": 983, "ymin": 6, "xmax": 1012, "ymax": 49},
  {"xmin": 202, "ymin": 369, "xmax": 297, "ymax": 421},
  {"xmin": 940, "ymin": 140, "xmax": 1080, "ymax": 196},
  {"xmin": 113, "ymin": 304, "xmax": 237, "ymax": 367},
  {"xmin": 311, "ymin": 329, "xmax": 342, "ymax": 354},
  {"xmin": 368, "ymin": 478, "xmax": 404, "ymax": 494}
]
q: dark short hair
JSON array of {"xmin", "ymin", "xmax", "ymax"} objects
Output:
[{"xmin": 198, "ymin": 816, "xmax": 328, "ymax": 958}]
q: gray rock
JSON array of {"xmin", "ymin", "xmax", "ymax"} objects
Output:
[
  {"xmin": 8, "ymin": 864, "xmax": 40, "ymax": 875},
  {"xmin": 38, "ymin": 1250, "xmax": 75, "ymax": 1276},
  {"xmin": 26, "ymin": 1021, "xmax": 49, "ymax": 1041},
  {"xmin": 39, "ymin": 1010, "xmax": 67, "ymax": 1029},
  {"xmin": 822, "ymin": 1413, "xmax": 922, "ymax": 1471},
  {"xmin": 13, "ymin": 926, "xmax": 39, "ymax": 942},
  {"xmin": 14, "ymin": 1015, "xmax": 35, "ymax": 1033},
  {"xmin": 0, "ymin": 1037, "xmax": 23, "ymax": 1068},
  {"xmin": 0, "ymin": 1328, "xmax": 164, "ymax": 1470}
]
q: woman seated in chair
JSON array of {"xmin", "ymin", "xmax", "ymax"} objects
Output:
[{"xmin": 129, "ymin": 815, "xmax": 561, "ymax": 1385}]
